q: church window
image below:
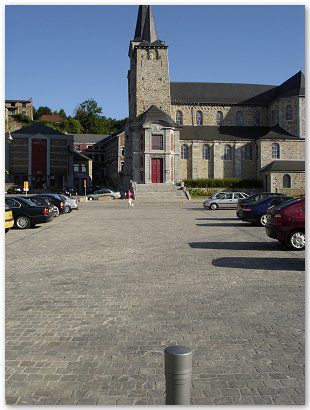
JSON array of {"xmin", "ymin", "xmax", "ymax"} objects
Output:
[
  {"xmin": 224, "ymin": 144, "xmax": 232, "ymax": 160},
  {"xmin": 196, "ymin": 111, "xmax": 203, "ymax": 126},
  {"xmin": 216, "ymin": 111, "xmax": 223, "ymax": 126},
  {"xmin": 176, "ymin": 110, "xmax": 183, "ymax": 125},
  {"xmin": 151, "ymin": 134, "xmax": 163, "ymax": 150},
  {"xmin": 244, "ymin": 145, "xmax": 252, "ymax": 160},
  {"xmin": 181, "ymin": 144, "xmax": 189, "ymax": 159},
  {"xmin": 202, "ymin": 144, "xmax": 211, "ymax": 160},
  {"xmin": 283, "ymin": 174, "xmax": 291, "ymax": 188},
  {"xmin": 74, "ymin": 164, "xmax": 79, "ymax": 173},
  {"xmin": 286, "ymin": 105, "xmax": 293, "ymax": 120},
  {"xmin": 272, "ymin": 143, "xmax": 280, "ymax": 159},
  {"xmin": 236, "ymin": 111, "xmax": 244, "ymax": 126},
  {"xmin": 254, "ymin": 112, "xmax": 261, "ymax": 126}
]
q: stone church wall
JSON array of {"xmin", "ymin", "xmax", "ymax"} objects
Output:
[
  {"xmin": 259, "ymin": 139, "xmax": 305, "ymax": 170},
  {"xmin": 171, "ymin": 104, "xmax": 268, "ymax": 126}
]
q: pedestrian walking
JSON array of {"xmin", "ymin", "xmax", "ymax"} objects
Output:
[{"xmin": 127, "ymin": 190, "xmax": 134, "ymax": 207}]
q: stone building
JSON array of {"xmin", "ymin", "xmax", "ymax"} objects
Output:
[
  {"xmin": 123, "ymin": 5, "xmax": 305, "ymax": 194},
  {"xmin": 5, "ymin": 98, "xmax": 34, "ymax": 132},
  {"xmin": 6, "ymin": 123, "xmax": 74, "ymax": 189}
]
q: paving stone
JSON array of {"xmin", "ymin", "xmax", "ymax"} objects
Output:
[{"xmin": 5, "ymin": 203, "xmax": 304, "ymax": 405}]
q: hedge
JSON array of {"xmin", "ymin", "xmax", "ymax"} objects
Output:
[{"xmin": 183, "ymin": 178, "xmax": 262, "ymax": 189}]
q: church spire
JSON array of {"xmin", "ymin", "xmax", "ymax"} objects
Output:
[{"xmin": 134, "ymin": 5, "xmax": 158, "ymax": 43}]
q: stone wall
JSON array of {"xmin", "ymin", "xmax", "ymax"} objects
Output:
[
  {"xmin": 133, "ymin": 47, "xmax": 171, "ymax": 118},
  {"xmin": 179, "ymin": 140, "xmax": 257, "ymax": 180},
  {"xmin": 259, "ymin": 139, "xmax": 305, "ymax": 170},
  {"xmin": 267, "ymin": 172, "xmax": 305, "ymax": 196},
  {"xmin": 171, "ymin": 104, "xmax": 268, "ymax": 126},
  {"xmin": 278, "ymin": 96, "xmax": 299, "ymax": 136}
]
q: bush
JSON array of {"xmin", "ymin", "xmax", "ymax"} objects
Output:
[
  {"xmin": 13, "ymin": 114, "xmax": 32, "ymax": 124},
  {"xmin": 183, "ymin": 178, "xmax": 262, "ymax": 189},
  {"xmin": 188, "ymin": 188, "xmax": 213, "ymax": 197}
]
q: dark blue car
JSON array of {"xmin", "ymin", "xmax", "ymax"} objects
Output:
[{"xmin": 238, "ymin": 195, "xmax": 292, "ymax": 226}]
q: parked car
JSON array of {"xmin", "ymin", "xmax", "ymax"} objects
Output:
[
  {"xmin": 203, "ymin": 192, "xmax": 249, "ymax": 210},
  {"xmin": 88, "ymin": 188, "xmax": 121, "ymax": 201},
  {"xmin": 5, "ymin": 204, "xmax": 14, "ymax": 233},
  {"xmin": 26, "ymin": 196, "xmax": 59, "ymax": 217},
  {"xmin": 238, "ymin": 195, "xmax": 293, "ymax": 226},
  {"xmin": 7, "ymin": 185, "xmax": 23, "ymax": 194},
  {"xmin": 33, "ymin": 194, "xmax": 66, "ymax": 215},
  {"xmin": 58, "ymin": 194, "xmax": 79, "ymax": 211},
  {"xmin": 236, "ymin": 192, "xmax": 285, "ymax": 218},
  {"xmin": 5, "ymin": 197, "xmax": 54, "ymax": 229},
  {"xmin": 86, "ymin": 185, "xmax": 107, "ymax": 195},
  {"xmin": 265, "ymin": 197, "xmax": 305, "ymax": 250},
  {"xmin": 60, "ymin": 187, "xmax": 78, "ymax": 196}
]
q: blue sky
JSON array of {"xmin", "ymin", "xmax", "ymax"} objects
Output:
[{"xmin": 5, "ymin": 5, "xmax": 304, "ymax": 119}]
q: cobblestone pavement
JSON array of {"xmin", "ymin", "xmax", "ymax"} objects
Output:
[{"xmin": 5, "ymin": 200, "xmax": 304, "ymax": 405}]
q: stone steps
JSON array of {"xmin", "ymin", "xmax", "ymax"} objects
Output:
[{"xmin": 134, "ymin": 184, "xmax": 187, "ymax": 201}]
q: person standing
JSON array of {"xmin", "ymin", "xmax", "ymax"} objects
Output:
[{"xmin": 127, "ymin": 190, "xmax": 134, "ymax": 207}]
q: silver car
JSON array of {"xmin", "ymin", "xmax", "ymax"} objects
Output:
[
  {"xmin": 60, "ymin": 194, "xmax": 79, "ymax": 212},
  {"xmin": 203, "ymin": 192, "xmax": 249, "ymax": 210},
  {"xmin": 88, "ymin": 189, "xmax": 121, "ymax": 201}
]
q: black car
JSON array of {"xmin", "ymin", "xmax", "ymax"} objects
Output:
[
  {"xmin": 33, "ymin": 194, "xmax": 66, "ymax": 214},
  {"xmin": 60, "ymin": 187, "xmax": 78, "ymax": 196},
  {"xmin": 26, "ymin": 196, "xmax": 60, "ymax": 217},
  {"xmin": 5, "ymin": 197, "xmax": 54, "ymax": 229},
  {"xmin": 236, "ymin": 192, "xmax": 285, "ymax": 218}
]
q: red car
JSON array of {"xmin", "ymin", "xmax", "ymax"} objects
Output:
[{"xmin": 265, "ymin": 197, "xmax": 305, "ymax": 250}]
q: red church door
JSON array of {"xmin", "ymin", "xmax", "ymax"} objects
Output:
[{"xmin": 151, "ymin": 158, "xmax": 163, "ymax": 183}]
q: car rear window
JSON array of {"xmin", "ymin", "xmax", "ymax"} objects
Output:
[
  {"xmin": 21, "ymin": 198, "xmax": 38, "ymax": 207},
  {"xmin": 273, "ymin": 198, "xmax": 301, "ymax": 211}
]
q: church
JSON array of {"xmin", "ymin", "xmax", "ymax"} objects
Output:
[{"xmin": 123, "ymin": 5, "xmax": 305, "ymax": 195}]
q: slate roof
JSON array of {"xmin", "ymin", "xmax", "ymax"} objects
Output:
[
  {"xmin": 180, "ymin": 125, "xmax": 299, "ymax": 142},
  {"xmin": 131, "ymin": 105, "xmax": 180, "ymax": 128},
  {"xmin": 73, "ymin": 150, "xmax": 92, "ymax": 161},
  {"xmin": 133, "ymin": 5, "xmax": 165, "ymax": 46},
  {"xmin": 72, "ymin": 134, "xmax": 111, "ymax": 144},
  {"xmin": 12, "ymin": 123, "xmax": 66, "ymax": 135},
  {"xmin": 260, "ymin": 160, "xmax": 305, "ymax": 173},
  {"xmin": 171, "ymin": 71, "xmax": 304, "ymax": 105}
]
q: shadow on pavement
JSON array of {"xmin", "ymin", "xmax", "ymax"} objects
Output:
[
  {"xmin": 189, "ymin": 241, "xmax": 283, "ymax": 251},
  {"xmin": 196, "ymin": 222, "xmax": 254, "ymax": 227},
  {"xmin": 211, "ymin": 257, "xmax": 305, "ymax": 271},
  {"xmin": 196, "ymin": 218, "xmax": 238, "ymax": 221}
]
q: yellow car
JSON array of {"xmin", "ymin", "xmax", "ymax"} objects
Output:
[{"xmin": 5, "ymin": 204, "xmax": 14, "ymax": 233}]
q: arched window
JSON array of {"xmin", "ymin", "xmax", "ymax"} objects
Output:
[
  {"xmin": 236, "ymin": 111, "xmax": 244, "ymax": 126},
  {"xmin": 283, "ymin": 174, "xmax": 291, "ymax": 188},
  {"xmin": 244, "ymin": 145, "xmax": 252, "ymax": 160},
  {"xmin": 196, "ymin": 111, "xmax": 203, "ymax": 126},
  {"xmin": 176, "ymin": 110, "xmax": 183, "ymax": 125},
  {"xmin": 181, "ymin": 144, "xmax": 189, "ymax": 159},
  {"xmin": 254, "ymin": 112, "xmax": 261, "ymax": 126},
  {"xmin": 216, "ymin": 111, "xmax": 223, "ymax": 126},
  {"xmin": 272, "ymin": 143, "xmax": 280, "ymax": 159},
  {"xmin": 286, "ymin": 105, "xmax": 293, "ymax": 121},
  {"xmin": 202, "ymin": 144, "xmax": 211, "ymax": 160},
  {"xmin": 224, "ymin": 144, "xmax": 232, "ymax": 160}
]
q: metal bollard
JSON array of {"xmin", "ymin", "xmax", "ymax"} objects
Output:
[{"xmin": 164, "ymin": 345, "xmax": 193, "ymax": 405}]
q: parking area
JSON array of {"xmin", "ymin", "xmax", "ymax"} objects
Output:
[{"xmin": 5, "ymin": 200, "xmax": 304, "ymax": 405}]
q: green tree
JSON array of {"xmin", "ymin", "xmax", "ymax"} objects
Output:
[
  {"xmin": 74, "ymin": 99, "xmax": 109, "ymax": 134},
  {"xmin": 63, "ymin": 118, "xmax": 83, "ymax": 134},
  {"xmin": 33, "ymin": 106, "xmax": 53, "ymax": 120}
]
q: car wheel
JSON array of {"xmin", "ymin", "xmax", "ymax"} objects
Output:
[
  {"xmin": 209, "ymin": 203, "xmax": 218, "ymax": 210},
  {"xmin": 259, "ymin": 213, "xmax": 268, "ymax": 227},
  {"xmin": 111, "ymin": 196, "xmax": 115, "ymax": 200},
  {"xmin": 15, "ymin": 215, "xmax": 31, "ymax": 229},
  {"xmin": 54, "ymin": 208, "xmax": 60, "ymax": 217},
  {"xmin": 64, "ymin": 205, "xmax": 72, "ymax": 213},
  {"xmin": 288, "ymin": 230, "xmax": 305, "ymax": 251},
  {"xmin": 88, "ymin": 197, "xmax": 93, "ymax": 201},
  {"xmin": 5, "ymin": 228, "xmax": 9, "ymax": 233}
]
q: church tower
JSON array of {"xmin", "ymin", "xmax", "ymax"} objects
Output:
[
  {"xmin": 124, "ymin": 5, "xmax": 180, "ymax": 187},
  {"xmin": 128, "ymin": 5, "xmax": 171, "ymax": 118}
]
